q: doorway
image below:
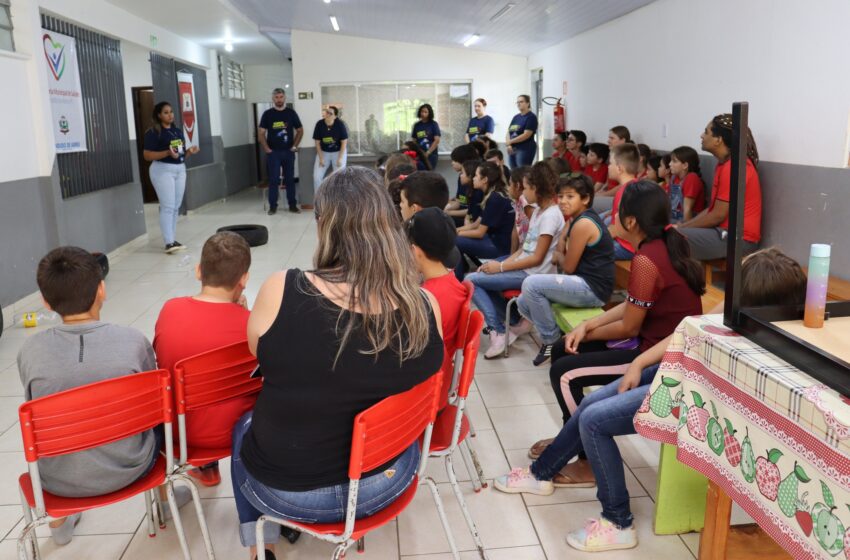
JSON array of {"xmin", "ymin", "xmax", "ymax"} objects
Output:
[
  {"xmin": 132, "ymin": 86, "xmax": 157, "ymax": 202},
  {"xmin": 530, "ymin": 68, "xmax": 543, "ymax": 161}
]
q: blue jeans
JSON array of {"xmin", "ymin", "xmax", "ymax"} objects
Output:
[
  {"xmin": 231, "ymin": 412, "xmax": 420, "ymax": 547},
  {"xmin": 508, "ymin": 143, "xmax": 536, "ymax": 167},
  {"xmin": 613, "ymin": 240, "xmax": 634, "ymax": 261},
  {"xmin": 531, "ymin": 364, "xmax": 659, "ymax": 528},
  {"xmin": 467, "ymin": 266, "xmax": 528, "ymax": 333},
  {"xmin": 517, "ymin": 274, "xmax": 605, "ymax": 344},
  {"xmin": 267, "ymin": 149, "xmax": 297, "ymax": 208},
  {"xmin": 455, "ymin": 236, "xmax": 506, "ymax": 280},
  {"xmin": 149, "ymin": 161, "xmax": 186, "ymax": 245}
]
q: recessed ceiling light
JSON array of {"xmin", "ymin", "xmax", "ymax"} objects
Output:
[
  {"xmin": 490, "ymin": 3, "xmax": 516, "ymax": 22},
  {"xmin": 329, "ymin": 16, "xmax": 339, "ymax": 31},
  {"xmin": 463, "ymin": 34, "xmax": 480, "ymax": 47},
  {"xmin": 323, "ymin": 0, "xmax": 331, "ymax": 3},
  {"xmin": 224, "ymin": 42, "xmax": 233, "ymax": 52},
  {"xmin": 285, "ymin": 84, "xmax": 290, "ymax": 88}
]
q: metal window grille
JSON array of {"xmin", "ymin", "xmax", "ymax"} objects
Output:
[
  {"xmin": 227, "ymin": 60, "xmax": 245, "ymax": 100},
  {"xmin": 41, "ymin": 14, "xmax": 133, "ymax": 199}
]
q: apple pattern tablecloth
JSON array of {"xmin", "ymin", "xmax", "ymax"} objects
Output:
[{"xmin": 634, "ymin": 314, "xmax": 850, "ymax": 560}]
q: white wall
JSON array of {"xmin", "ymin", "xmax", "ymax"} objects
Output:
[
  {"xmin": 290, "ymin": 30, "xmax": 527, "ymax": 142},
  {"xmin": 528, "ymin": 0, "xmax": 850, "ymax": 169},
  {"xmin": 120, "ymin": 41, "xmax": 152, "ymax": 140},
  {"xmin": 245, "ymin": 62, "xmax": 293, "ymax": 103}
]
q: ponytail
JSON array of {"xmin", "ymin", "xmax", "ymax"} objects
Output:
[
  {"xmin": 662, "ymin": 227, "xmax": 706, "ymax": 296},
  {"xmin": 620, "ymin": 180, "xmax": 706, "ymax": 296}
]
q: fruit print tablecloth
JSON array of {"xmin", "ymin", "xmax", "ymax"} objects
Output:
[{"xmin": 634, "ymin": 314, "xmax": 850, "ymax": 559}]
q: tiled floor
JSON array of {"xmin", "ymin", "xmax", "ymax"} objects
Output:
[{"xmin": 0, "ymin": 189, "xmax": 703, "ymax": 559}]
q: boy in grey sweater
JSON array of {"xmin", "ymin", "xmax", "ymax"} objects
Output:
[{"xmin": 17, "ymin": 247, "xmax": 160, "ymax": 545}]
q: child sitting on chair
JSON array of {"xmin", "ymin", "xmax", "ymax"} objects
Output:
[
  {"xmin": 154, "ymin": 231, "xmax": 257, "ymax": 487},
  {"xmin": 514, "ymin": 175, "xmax": 615, "ymax": 367},
  {"xmin": 18, "ymin": 247, "xmax": 163, "ymax": 545},
  {"xmin": 493, "ymin": 247, "xmax": 806, "ymax": 552}
]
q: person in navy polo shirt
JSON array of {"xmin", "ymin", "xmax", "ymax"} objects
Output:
[
  {"xmin": 464, "ymin": 98, "xmax": 495, "ymax": 143},
  {"xmin": 411, "ymin": 104, "xmax": 441, "ymax": 171},
  {"xmin": 506, "ymin": 95, "xmax": 538, "ymax": 168},
  {"xmin": 259, "ymin": 88, "xmax": 303, "ymax": 215},
  {"xmin": 143, "ymin": 101, "xmax": 200, "ymax": 254},
  {"xmin": 312, "ymin": 106, "xmax": 349, "ymax": 194}
]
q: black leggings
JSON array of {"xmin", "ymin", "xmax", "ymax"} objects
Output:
[
  {"xmin": 548, "ymin": 339, "xmax": 640, "ymax": 460},
  {"xmin": 549, "ymin": 339, "xmax": 641, "ymax": 423}
]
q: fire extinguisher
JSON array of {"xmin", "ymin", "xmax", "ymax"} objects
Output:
[{"xmin": 553, "ymin": 98, "xmax": 566, "ymax": 134}]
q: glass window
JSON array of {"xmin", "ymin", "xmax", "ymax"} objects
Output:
[
  {"xmin": 0, "ymin": 1, "xmax": 13, "ymax": 52},
  {"xmin": 320, "ymin": 81, "xmax": 472, "ymax": 156}
]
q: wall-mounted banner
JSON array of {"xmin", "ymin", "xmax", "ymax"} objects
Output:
[
  {"xmin": 177, "ymin": 72, "xmax": 199, "ymax": 150},
  {"xmin": 42, "ymin": 29, "xmax": 87, "ymax": 153}
]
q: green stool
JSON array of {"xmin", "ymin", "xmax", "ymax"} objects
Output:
[
  {"xmin": 654, "ymin": 443, "xmax": 709, "ymax": 534},
  {"xmin": 551, "ymin": 304, "xmax": 604, "ymax": 333}
]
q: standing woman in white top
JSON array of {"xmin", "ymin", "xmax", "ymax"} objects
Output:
[
  {"xmin": 465, "ymin": 162, "xmax": 565, "ymax": 358},
  {"xmin": 312, "ymin": 106, "xmax": 349, "ymax": 194}
]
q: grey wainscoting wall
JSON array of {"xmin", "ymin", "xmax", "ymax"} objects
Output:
[{"xmin": 0, "ymin": 143, "xmax": 147, "ymax": 307}]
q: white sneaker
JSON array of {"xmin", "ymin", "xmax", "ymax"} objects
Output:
[
  {"xmin": 493, "ymin": 467, "xmax": 554, "ymax": 495},
  {"xmin": 484, "ymin": 332, "xmax": 507, "ymax": 359},
  {"xmin": 566, "ymin": 517, "xmax": 638, "ymax": 552},
  {"xmin": 510, "ymin": 319, "xmax": 534, "ymax": 338}
]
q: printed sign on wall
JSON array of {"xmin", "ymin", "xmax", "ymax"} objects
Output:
[
  {"xmin": 177, "ymin": 72, "xmax": 199, "ymax": 150},
  {"xmin": 42, "ymin": 29, "xmax": 87, "ymax": 153}
]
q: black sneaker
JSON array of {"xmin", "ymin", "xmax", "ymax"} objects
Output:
[
  {"xmin": 268, "ymin": 207, "xmax": 277, "ymax": 216},
  {"xmin": 532, "ymin": 343, "xmax": 553, "ymax": 367},
  {"xmin": 172, "ymin": 241, "xmax": 185, "ymax": 248},
  {"xmin": 281, "ymin": 526, "xmax": 301, "ymax": 543},
  {"xmin": 253, "ymin": 550, "xmax": 277, "ymax": 560},
  {"xmin": 164, "ymin": 242, "xmax": 181, "ymax": 254},
  {"xmin": 289, "ymin": 205, "xmax": 301, "ymax": 214}
]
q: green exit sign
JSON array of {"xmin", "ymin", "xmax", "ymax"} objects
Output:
[{"xmin": 149, "ymin": 34, "xmax": 158, "ymax": 48}]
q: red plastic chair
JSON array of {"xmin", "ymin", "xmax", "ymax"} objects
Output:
[
  {"xmin": 255, "ymin": 373, "xmax": 462, "ymax": 559},
  {"xmin": 16, "ymin": 369, "xmax": 213, "ymax": 560},
  {"xmin": 172, "ymin": 340, "xmax": 261, "ymax": 471},
  {"xmin": 429, "ymin": 310, "xmax": 487, "ymax": 558}
]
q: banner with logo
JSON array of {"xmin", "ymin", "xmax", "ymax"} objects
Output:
[
  {"xmin": 42, "ymin": 29, "xmax": 87, "ymax": 153},
  {"xmin": 177, "ymin": 72, "xmax": 198, "ymax": 150}
]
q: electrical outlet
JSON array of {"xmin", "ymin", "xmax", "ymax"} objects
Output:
[{"xmin": 662, "ymin": 123, "xmax": 669, "ymax": 138}]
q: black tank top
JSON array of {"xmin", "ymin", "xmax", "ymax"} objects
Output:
[
  {"xmin": 240, "ymin": 269, "xmax": 444, "ymax": 491},
  {"xmin": 567, "ymin": 209, "xmax": 615, "ymax": 302}
]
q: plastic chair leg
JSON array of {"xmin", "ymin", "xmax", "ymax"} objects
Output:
[
  {"xmin": 503, "ymin": 299, "xmax": 516, "ymax": 358},
  {"xmin": 445, "ymin": 455, "xmax": 486, "ymax": 558},
  {"xmin": 461, "ymin": 439, "xmax": 488, "ymax": 490},
  {"xmin": 356, "ymin": 536, "xmax": 365, "ymax": 553},
  {"xmin": 165, "ymin": 482, "xmax": 193, "ymax": 560},
  {"xmin": 145, "ymin": 489, "xmax": 157, "ymax": 537},
  {"xmin": 422, "ymin": 477, "xmax": 461, "ymax": 559},
  {"xmin": 457, "ymin": 444, "xmax": 481, "ymax": 492},
  {"xmin": 18, "ymin": 487, "xmax": 41, "ymax": 560},
  {"xmin": 174, "ymin": 474, "xmax": 216, "ymax": 559}
]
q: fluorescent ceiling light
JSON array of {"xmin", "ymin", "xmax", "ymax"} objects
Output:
[
  {"xmin": 330, "ymin": 16, "xmax": 339, "ymax": 31},
  {"xmin": 463, "ymin": 34, "xmax": 480, "ymax": 47},
  {"xmin": 324, "ymin": 0, "xmax": 331, "ymax": 3},
  {"xmin": 224, "ymin": 42, "xmax": 233, "ymax": 52},
  {"xmin": 490, "ymin": 3, "xmax": 516, "ymax": 22}
]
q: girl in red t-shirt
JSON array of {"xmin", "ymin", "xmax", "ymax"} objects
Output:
[
  {"xmin": 497, "ymin": 180, "xmax": 704, "ymax": 488},
  {"xmin": 668, "ymin": 146, "xmax": 705, "ymax": 222}
]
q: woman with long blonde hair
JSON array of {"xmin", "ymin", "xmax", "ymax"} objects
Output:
[{"xmin": 231, "ymin": 166, "xmax": 444, "ymax": 560}]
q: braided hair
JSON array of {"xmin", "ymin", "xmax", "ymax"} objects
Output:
[{"xmin": 710, "ymin": 113, "xmax": 759, "ymax": 168}]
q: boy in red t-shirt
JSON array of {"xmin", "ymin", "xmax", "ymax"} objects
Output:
[
  {"xmin": 406, "ymin": 207, "xmax": 467, "ymax": 405},
  {"xmin": 583, "ymin": 143, "xmax": 609, "ymax": 192},
  {"xmin": 679, "ymin": 114, "xmax": 762, "ymax": 261},
  {"xmin": 154, "ymin": 232, "xmax": 256, "ymax": 486},
  {"xmin": 601, "ymin": 145, "xmax": 640, "ymax": 261}
]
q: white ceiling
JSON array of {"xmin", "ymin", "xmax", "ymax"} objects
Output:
[
  {"xmin": 105, "ymin": 0, "xmax": 284, "ymax": 64},
  {"xmin": 229, "ymin": 0, "xmax": 657, "ymax": 57}
]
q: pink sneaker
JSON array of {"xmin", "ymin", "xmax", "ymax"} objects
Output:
[
  {"xmin": 493, "ymin": 467, "xmax": 554, "ymax": 495},
  {"xmin": 566, "ymin": 517, "xmax": 637, "ymax": 552}
]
